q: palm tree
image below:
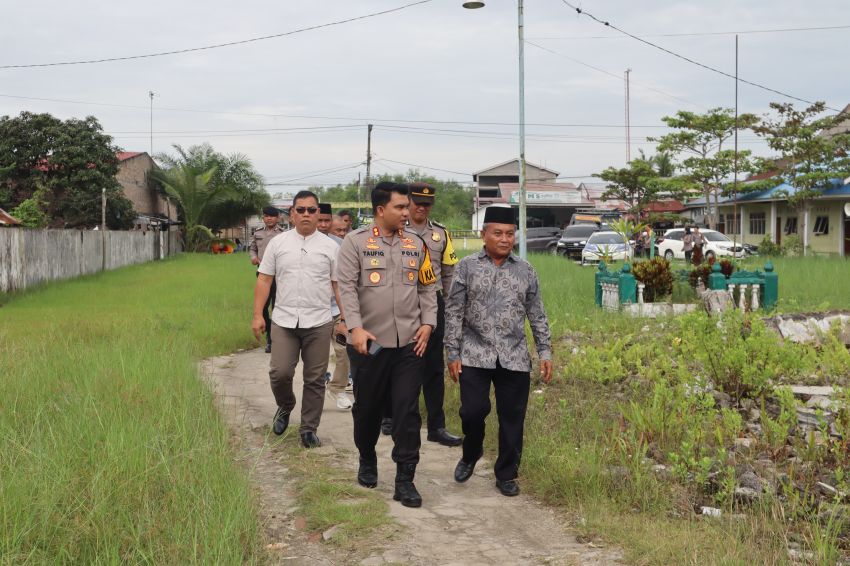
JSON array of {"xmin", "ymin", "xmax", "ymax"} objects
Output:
[{"xmin": 151, "ymin": 164, "xmax": 229, "ymax": 251}]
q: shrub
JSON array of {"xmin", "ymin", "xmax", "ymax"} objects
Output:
[
  {"xmin": 688, "ymin": 257, "xmax": 734, "ymax": 288},
  {"xmin": 758, "ymin": 234, "xmax": 783, "ymax": 257},
  {"xmin": 632, "ymin": 257, "xmax": 674, "ymax": 302},
  {"xmin": 782, "ymin": 234, "xmax": 803, "ymax": 257}
]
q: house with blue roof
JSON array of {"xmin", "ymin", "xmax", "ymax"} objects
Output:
[{"xmin": 715, "ymin": 178, "xmax": 850, "ymax": 256}]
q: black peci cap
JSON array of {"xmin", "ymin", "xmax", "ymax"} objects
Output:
[
  {"xmin": 318, "ymin": 203, "xmax": 333, "ymax": 215},
  {"xmin": 483, "ymin": 206, "xmax": 516, "ymax": 225},
  {"xmin": 262, "ymin": 206, "xmax": 280, "ymax": 216}
]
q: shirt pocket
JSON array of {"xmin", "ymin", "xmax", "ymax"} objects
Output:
[
  {"xmin": 362, "ymin": 256, "xmax": 387, "ymax": 287},
  {"xmin": 402, "ymin": 268, "xmax": 418, "ymax": 285}
]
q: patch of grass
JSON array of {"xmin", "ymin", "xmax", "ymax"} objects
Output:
[
  {"xmin": 288, "ymin": 448, "xmax": 392, "ymax": 546},
  {"xmin": 0, "ymin": 254, "xmax": 262, "ymax": 563}
]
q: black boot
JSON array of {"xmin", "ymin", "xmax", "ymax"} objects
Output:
[
  {"xmin": 393, "ymin": 463, "xmax": 422, "ymax": 508},
  {"xmin": 357, "ymin": 456, "xmax": 378, "ymax": 488}
]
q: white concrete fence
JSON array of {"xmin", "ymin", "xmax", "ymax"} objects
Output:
[{"xmin": 0, "ymin": 228, "xmax": 181, "ymax": 293}]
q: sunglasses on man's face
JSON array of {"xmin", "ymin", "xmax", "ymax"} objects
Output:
[{"xmin": 294, "ymin": 206, "xmax": 318, "ymax": 215}]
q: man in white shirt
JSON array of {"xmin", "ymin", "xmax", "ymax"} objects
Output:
[{"xmin": 252, "ymin": 190, "xmax": 345, "ymax": 448}]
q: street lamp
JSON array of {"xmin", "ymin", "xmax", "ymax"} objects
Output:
[{"xmin": 463, "ymin": 0, "xmax": 528, "ymax": 259}]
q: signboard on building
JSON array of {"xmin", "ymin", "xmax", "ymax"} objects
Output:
[{"xmin": 508, "ymin": 190, "xmax": 583, "ymax": 204}]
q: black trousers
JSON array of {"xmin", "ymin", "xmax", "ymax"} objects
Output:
[
  {"xmin": 383, "ymin": 293, "xmax": 447, "ymax": 432},
  {"xmin": 459, "ymin": 362, "xmax": 530, "ymax": 481},
  {"xmin": 349, "ymin": 343, "xmax": 423, "ymax": 466},
  {"xmin": 256, "ymin": 272, "xmax": 276, "ymax": 344}
]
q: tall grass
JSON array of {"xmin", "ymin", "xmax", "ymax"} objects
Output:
[{"xmin": 0, "ymin": 254, "xmax": 261, "ymax": 563}]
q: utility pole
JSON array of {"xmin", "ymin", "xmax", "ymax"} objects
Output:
[
  {"xmin": 365, "ymin": 124, "xmax": 373, "ymax": 193},
  {"xmin": 148, "ymin": 91, "xmax": 156, "ymax": 155},
  {"xmin": 101, "ymin": 188, "xmax": 107, "ymax": 271},
  {"xmin": 356, "ymin": 171, "xmax": 362, "ymax": 218},
  {"xmin": 624, "ymin": 69, "xmax": 632, "ymax": 162},
  {"xmin": 733, "ymin": 35, "xmax": 739, "ymax": 250},
  {"xmin": 517, "ymin": 0, "xmax": 527, "ymax": 260}
]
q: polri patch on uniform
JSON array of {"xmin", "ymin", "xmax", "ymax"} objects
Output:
[
  {"xmin": 401, "ymin": 243, "xmax": 417, "ymax": 249},
  {"xmin": 372, "ymin": 226, "xmax": 380, "ymax": 237},
  {"xmin": 407, "ymin": 271, "xmax": 415, "ymax": 282},
  {"xmin": 370, "ymin": 258, "xmax": 381, "ymax": 266},
  {"xmin": 367, "ymin": 237, "xmax": 377, "ymax": 243},
  {"xmin": 366, "ymin": 244, "xmax": 380, "ymax": 250},
  {"xmin": 369, "ymin": 272, "xmax": 381, "ymax": 284},
  {"xmin": 431, "ymin": 232, "xmax": 441, "ymax": 242},
  {"xmin": 407, "ymin": 258, "xmax": 416, "ymax": 268},
  {"xmin": 402, "ymin": 237, "xmax": 414, "ymax": 245}
]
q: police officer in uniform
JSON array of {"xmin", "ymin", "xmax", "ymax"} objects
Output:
[
  {"xmin": 380, "ymin": 182, "xmax": 462, "ymax": 446},
  {"xmin": 250, "ymin": 206, "xmax": 285, "ymax": 352},
  {"xmin": 336, "ymin": 181, "xmax": 437, "ymax": 508}
]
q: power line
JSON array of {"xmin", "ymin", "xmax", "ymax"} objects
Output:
[
  {"xmin": 0, "ymin": 0, "xmax": 434, "ymax": 69},
  {"xmin": 0, "ymin": 92, "xmax": 682, "ymax": 127},
  {"xmin": 524, "ymin": 40, "xmax": 706, "ymax": 109},
  {"xmin": 264, "ymin": 161, "xmax": 366, "ymax": 180},
  {"xmin": 375, "ymin": 158, "xmax": 472, "ymax": 176},
  {"xmin": 559, "ymin": 0, "xmax": 841, "ymax": 112},
  {"xmin": 268, "ymin": 162, "xmax": 365, "ymax": 184},
  {"xmin": 527, "ymin": 24, "xmax": 850, "ymax": 40}
]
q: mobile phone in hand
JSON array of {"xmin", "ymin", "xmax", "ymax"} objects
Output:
[
  {"xmin": 334, "ymin": 333, "xmax": 347, "ymax": 346},
  {"xmin": 366, "ymin": 339, "xmax": 383, "ymax": 356}
]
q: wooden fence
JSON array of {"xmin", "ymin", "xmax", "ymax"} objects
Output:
[{"xmin": 0, "ymin": 228, "xmax": 182, "ymax": 293}]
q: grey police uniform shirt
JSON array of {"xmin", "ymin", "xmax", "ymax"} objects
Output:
[
  {"xmin": 406, "ymin": 220, "xmax": 458, "ymax": 294},
  {"xmin": 444, "ymin": 249, "xmax": 552, "ymax": 372},
  {"xmin": 249, "ymin": 224, "xmax": 285, "ymax": 262},
  {"xmin": 335, "ymin": 224, "xmax": 438, "ymax": 348}
]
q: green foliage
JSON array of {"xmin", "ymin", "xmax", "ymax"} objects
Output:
[
  {"xmin": 9, "ymin": 184, "xmax": 50, "ymax": 228},
  {"xmin": 760, "ymin": 387, "xmax": 798, "ymax": 454},
  {"xmin": 632, "ymin": 257, "xmax": 674, "ymax": 302},
  {"xmin": 678, "ymin": 310, "xmax": 809, "ymax": 402},
  {"xmin": 155, "ymin": 143, "xmax": 269, "ymax": 232},
  {"xmin": 688, "ymin": 257, "xmax": 734, "ymax": 288},
  {"xmin": 650, "ymin": 108, "xmax": 758, "ymax": 229},
  {"xmin": 313, "ymin": 170, "xmax": 474, "ymax": 230},
  {"xmin": 757, "ymin": 234, "xmax": 783, "ymax": 257},
  {"xmin": 0, "ymin": 111, "xmax": 135, "ymax": 229},
  {"xmin": 0, "ymin": 255, "xmax": 261, "ymax": 562},
  {"xmin": 782, "ymin": 234, "xmax": 803, "ymax": 257},
  {"xmin": 594, "ymin": 158, "xmax": 662, "ymax": 214},
  {"xmin": 151, "ymin": 165, "xmax": 226, "ymax": 251}
]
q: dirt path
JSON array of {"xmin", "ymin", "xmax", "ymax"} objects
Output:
[{"xmin": 203, "ymin": 349, "xmax": 623, "ymax": 565}]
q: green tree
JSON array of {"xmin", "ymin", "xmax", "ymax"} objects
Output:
[
  {"xmin": 10, "ymin": 184, "xmax": 50, "ymax": 228},
  {"xmin": 0, "ymin": 111, "xmax": 135, "ymax": 229},
  {"xmin": 650, "ymin": 108, "xmax": 758, "ymax": 229},
  {"xmin": 313, "ymin": 169, "xmax": 474, "ymax": 230},
  {"xmin": 595, "ymin": 158, "xmax": 662, "ymax": 214},
  {"xmin": 751, "ymin": 102, "xmax": 850, "ymax": 254},
  {"xmin": 155, "ymin": 143, "xmax": 269, "ymax": 232},
  {"xmin": 151, "ymin": 165, "xmax": 228, "ymax": 251}
]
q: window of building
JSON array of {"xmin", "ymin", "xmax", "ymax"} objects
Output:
[
  {"xmin": 813, "ymin": 216, "xmax": 829, "ymax": 235},
  {"xmin": 749, "ymin": 212, "xmax": 766, "ymax": 235},
  {"xmin": 722, "ymin": 213, "xmax": 741, "ymax": 234},
  {"xmin": 784, "ymin": 217, "xmax": 798, "ymax": 234}
]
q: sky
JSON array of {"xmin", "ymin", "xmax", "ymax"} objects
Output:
[{"xmin": 1, "ymin": 0, "xmax": 848, "ymax": 194}]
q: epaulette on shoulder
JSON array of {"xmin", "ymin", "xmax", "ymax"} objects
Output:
[
  {"xmin": 351, "ymin": 226, "xmax": 369, "ymax": 235},
  {"xmin": 431, "ymin": 220, "xmax": 447, "ymax": 229}
]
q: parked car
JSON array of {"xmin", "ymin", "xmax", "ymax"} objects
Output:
[
  {"xmin": 517, "ymin": 226, "xmax": 562, "ymax": 254},
  {"xmin": 656, "ymin": 228, "xmax": 745, "ymax": 260},
  {"xmin": 580, "ymin": 231, "xmax": 629, "ymax": 265},
  {"xmin": 556, "ymin": 224, "xmax": 605, "ymax": 260}
]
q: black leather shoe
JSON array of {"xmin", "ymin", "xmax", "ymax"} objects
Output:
[
  {"xmin": 300, "ymin": 431, "xmax": 322, "ymax": 448},
  {"xmin": 393, "ymin": 481, "xmax": 422, "ymax": 508},
  {"xmin": 454, "ymin": 459, "xmax": 476, "ymax": 483},
  {"xmin": 272, "ymin": 407, "xmax": 290, "ymax": 436},
  {"xmin": 496, "ymin": 478, "xmax": 520, "ymax": 497},
  {"xmin": 264, "ymin": 342, "xmax": 272, "ymax": 353},
  {"xmin": 427, "ymin": 428, "xmax": 463, "ymax": 447},
  {"xmin": 380, "ymin": 418, "xmax": 393, "ymax": 436},
  {"xmin": 357, "ymin": 458, "xmax": 378, "ymax": 488}
]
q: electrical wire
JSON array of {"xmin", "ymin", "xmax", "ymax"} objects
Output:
[
  {"xmin": 527, "ymin": 24, "xmax": 850, "ymax": 40},
  {"xmin": 0, "ymin": 0, "xmax": 434, "ymax": 69},
  {"xmin": 0, "ymin": 92, "xmax": 680, "ymax": 128},
  {"xmin": 374, "ymin": 158, "xmax": 472, "ymax": 176},
  {"xmin": 559, "ymin": 0, "xmax": 841, "ymax": 112},
  {"xmin": 525, "ymin": 40, "xmax": 706, "ymax": 109}
]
